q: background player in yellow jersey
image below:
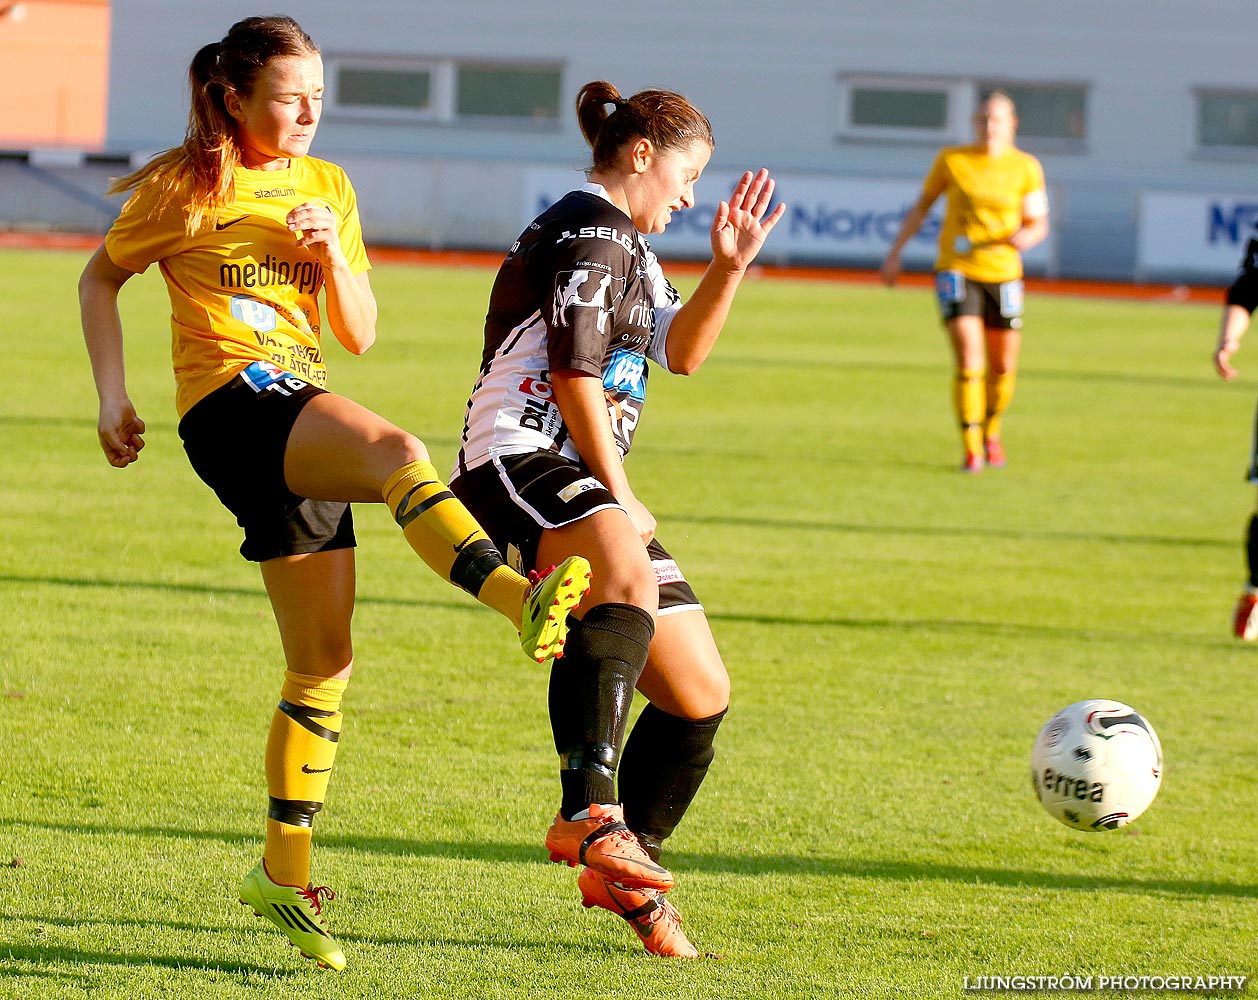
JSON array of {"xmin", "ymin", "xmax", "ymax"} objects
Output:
[
  {"xmin": 77, "ymin": 15, "xmax": 589, "ymax": 972},
  {"xmin": 880, "ymin": 90, "xmax": 1050, "ymax": 472}
]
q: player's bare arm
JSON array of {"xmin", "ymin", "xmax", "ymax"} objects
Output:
[
  {"xmin": 550, "ymin": 369, "xmax": 656, "ymax": 545},
  {"xmin": 1214, "ymin": 303, "xmax": 1251, "ymax": 381},
  {"xmin": 78, "ymin": 244, "xmax": 145, "ymax": 467},
  {"xmin": 665, "ymin": 169, "xmax": 786, "ymax": 374},
  {"xmin": 286, "ymin": 202, "xmax": 378, "ymax": 354}
]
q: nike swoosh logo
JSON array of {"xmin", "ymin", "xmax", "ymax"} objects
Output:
[
  {"xmin": 301, "ymin": 764, "xmax": 332, "ymax": 774},
  {"xmin": 215, "ymin": 217, "xmax": 247, "ymax": 231},
  {"xmin": 602, "ymin": 852, "xmax": 669, "ymax": 873}
]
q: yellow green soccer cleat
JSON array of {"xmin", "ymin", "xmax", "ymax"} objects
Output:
[
  {"xmin": 520, "ymin": 555, "xmax": 592, "ymax": 663},
  {"xmin": 238, "ymin": 860, "xmax": 346, "ymax": 972}
]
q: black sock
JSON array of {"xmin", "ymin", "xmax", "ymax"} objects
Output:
[
  {"xmin": 618, "ymin": 703, "xmax": 727, "ymax": 861},
  {"xmin": 1246, "ymin": 514, "xmax": 1258, "ymax": 589},
  {"xmin": 548, "ymin": 603, "xmax": 654, "ymax": 819}
]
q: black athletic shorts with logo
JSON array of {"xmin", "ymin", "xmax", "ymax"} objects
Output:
[
  {"xmin": 935, "ymin": 270, "xmax": 1024, "ymax": 330},
  {"xmin": 451, "ymin": 450, "xmax": 701, "ymax": 614},
  {"xmin": 178, "ymin": 361, "xmax": 355, "ymax": 562}
]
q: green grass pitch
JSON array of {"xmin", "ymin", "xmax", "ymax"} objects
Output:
[{"xmin": 1, "ymin": 247, "xmax": 1255, "ymax": 998}]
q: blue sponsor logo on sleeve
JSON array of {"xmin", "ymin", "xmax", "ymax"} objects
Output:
[{"xmin": 603, "ymin": 348, "xmax": 647, "ymax": 401}]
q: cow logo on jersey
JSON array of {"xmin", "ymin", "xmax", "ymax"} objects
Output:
[
  {"xmin": 553, "ymin": 268, "xmax": 626, "ymax": 335},
  {"xmin": 603, "ymin": 347, "xmax": 647, "ymax": 402}
]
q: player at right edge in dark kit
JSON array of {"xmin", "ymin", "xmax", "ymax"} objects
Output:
[{"xmin": 1212, "ymin": 218, "xmax": 1258, "ymax": 638}]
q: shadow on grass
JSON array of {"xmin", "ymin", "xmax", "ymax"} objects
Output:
[
  {"xmin": 0, "ymin": 572, "xmax": 473, "ymax": 615},
  {"xmin": 0, "ymin": 941, "xmax": 299, "ymax": 979},
  {"xmin": 1, "ymin": 910, "xmax": 627, "ymax": 956},
  {"xmin": 662, "ymin": 511, "xmax": 1231, "ymax": 551},
  {"xmin": 0, "ymin": 572, "xmax": 1224, "ymax": 647},
  {"xmin": 714, "ymin": 355, "xmax": 1229, "ymax": 394},
  {"xmin": 6, "ymin": 819, "xmax": 1253, "ymax": 902}
]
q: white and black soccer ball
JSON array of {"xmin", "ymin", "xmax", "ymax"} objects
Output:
[{"xmin": 1029, "ymin": 699, "xmax": 1163, "ymax": 832}]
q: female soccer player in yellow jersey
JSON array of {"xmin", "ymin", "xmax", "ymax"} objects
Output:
[
  {"xmin": 880, "ymin": 90, "xmax": 1049, "ymax": 472},
  {"xmin": 77, "ymin": 15, "xmax": 589, "ymax": 972}
]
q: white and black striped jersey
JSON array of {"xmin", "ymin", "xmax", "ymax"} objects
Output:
[
  {"xmin": 1228, "ymin": 220, "xmax": 1258, "ymax": 313},
  {"xmin": 454, "ymin": 183, "xmax": 683, "ymax": 477}
]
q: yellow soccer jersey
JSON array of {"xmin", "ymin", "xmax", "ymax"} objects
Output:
[
  {"xmin": 923, "ymin": 146, "xmax": 1047, "ymax": 283},
  {"xmin": 105, "ymin": 156, "xmax": 371, "ymax": 417}
]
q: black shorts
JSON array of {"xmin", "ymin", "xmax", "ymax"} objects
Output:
[
  {"xmin": 1248, "ymin": 397, "xmax": 1258, "ymax": 485},
  {"xmin": 178, "ymin": 361, "xmax": 355, "ymax": 562},
  {"xmin": 935, "ymin": 270, "xmax": 1024, "ymax": 330},
  {"xmin": 451, "ymin": 451, "xmax": 702, "ymax": 614}
]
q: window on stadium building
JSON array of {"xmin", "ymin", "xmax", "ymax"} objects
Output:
[
  {"xmin": 837, "ymin": 75, "xmax": 969, "ymax": 143},
  {"xmin": 327, "ymin": 57, "xmax": 446, "ymax": 120},
  {"xmin": 851, "ymin": 87, "xmax": 947, "ymax": 130},
  {"xmin": 1196, "ymin": 91, "xmax": 1258, "ymax": 151},
  {"xmin": 326, "ymin": 57, "xmax": 561, "ymax": 125},
  {"xmin": 456, "ymin": 65, "xmax": 561, "ymax": 121},
  {"xmin": 979, "ymin": 82, "xmax": 1088, "ymax": 149},
  {"xmin": 337, "ymin": 67, "xmax": 434, "ymax": 113}
]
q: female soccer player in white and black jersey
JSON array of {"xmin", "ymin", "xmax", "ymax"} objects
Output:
[{"xmin": 450, "ymin": 80, "xmax": 785, "ymax": 957}]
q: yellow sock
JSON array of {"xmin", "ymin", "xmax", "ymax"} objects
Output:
[
  {"xmin": 954, "ymin": 368, "xmax": 986, "ymax": 456},
  {"xmin": 984, "ymin": 370, "xmax": 1016, "ymax": 441},
  {"xmin": 263, "ymin": 671, "xmax": 347, "ymax": 887},
  {"xmin": 383, "ymin": 460, "xmax": 526, "ymax": 628}
]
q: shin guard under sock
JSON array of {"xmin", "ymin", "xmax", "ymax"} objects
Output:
[
  {"xmin": 263, "ymin": 671, "xmax": 347, "ymax": 887},
  {"xmin": 1247, "ymin": 514, "xmax": 1258, "ymax": 590},
  {"xmin": 984, "ymin": 369, "xmax": 1017, "ymax": 441},
  {"xmin": 548, "ymin": 603, "xmax": 655, "ymax": 818},
  {"xmin": 955, "ymin": 368, "xmax": 985, "ymax": 456},
  {"xmin": 619, "ymin": 704, "xmax": 727, "ymax": 861},
  {"xmin": 383, "ymin": 460, "xmax": 525, "ymax": 627}
]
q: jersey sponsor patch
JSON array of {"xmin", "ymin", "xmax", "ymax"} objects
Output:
[
  {"xmin": 652, "ymin": 557, "xmax": 686, "ymax": 587},
  {"xmin": 603, "ymin": 347, "xmax": 647, "ymax": 401},
  {"xmin": 935, "ymin": 270, "xmax": 966, "ymax": 305},
  {"xmin": 239, "ymin": 360, "xmax": 307, "ymax": 393},
  {"xmin": 230, "ymin": 294, "xmax": 279, "ymax": 333},
  {"xmin": 558, "ymin": 477, "xmax": 603, "ymax": 503},
  {"xmin": 999, "ymin": 279, "xmax": 1025, "ymax": 318}
]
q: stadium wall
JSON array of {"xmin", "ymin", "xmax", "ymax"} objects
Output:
[{"xmin": 6, "ymin": 1, "xmax": 1257, "ymax": 283}]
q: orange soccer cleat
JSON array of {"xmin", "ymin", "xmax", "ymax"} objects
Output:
[
  {"xmin": 984, "ymin": 437, "xmax": 1007, "ymax": 469},
  {"xmin": 1233, "ymin": 591, "xmax": 1258, "ymax": 640},
  {"xmin": 578, "ymin": 866, "xmax": 699, "ymax": 959},
  {"xmin": 545, "ymin": 802, "xmax": 674, "ymax": 891}
]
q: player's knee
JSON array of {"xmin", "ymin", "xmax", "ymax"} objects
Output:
[
  {"xmin": 680, "ymin": 670, "xmax": 729, "ymax": 719},
  {"xmin": 702, "ymin": 668, "xmax": 731, "ymax": 715},
  {"xmin": 385, "ymin": 429, "xmax": 430, "ymax": 468},
  {"xmin": 284, "ymin": 639, "xmax": 353, "ymax": 679},
  {"xmin": 589, "ymin": 560, "xmax": 658, "ymax": 614}
]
